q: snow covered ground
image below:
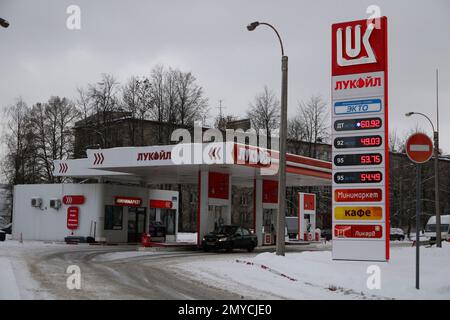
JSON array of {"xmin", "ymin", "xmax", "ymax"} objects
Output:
[
  {"xmin": 0, "ymin": 240, "xmax": 57, "ymax": 299},
  {"xmin": 176, "ymin": 242, "xmax": 450, "ymax": 300}
]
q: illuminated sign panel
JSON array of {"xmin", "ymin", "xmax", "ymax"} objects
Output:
[
  {"xmin": 334, "ymin": 153, "xmax": 382, "ymax": 166},
  {"xmin": 334, "ymin": 117, "xmax": 382, "ymax": 131},
  {"xmin": 334, "ymin": 135, "xmax": 382, "ymax": 149},
  {"xmin": 334, "ymin": 224, "xmax": 383, "ymax": 239},
  {"xmin": 334, "ymin": 188, "xmax": 382, "ymax": 202},
  {"xmin": 331, "ymin": 17, "xmax": 389, "ymax": 261},
  {"xmin": 334, "ymin": 206, "xmax": 383, "ymax": 220},
  {"xmin": 334, "ymin": 171, "xmax": 383, "ymax": 184}
]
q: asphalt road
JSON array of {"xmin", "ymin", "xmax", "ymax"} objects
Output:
[{"xmin": 26, "ymin": 246, "xmax": 257, "ymax": 299}]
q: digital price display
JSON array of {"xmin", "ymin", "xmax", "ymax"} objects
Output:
[
  {"xmin": 334, "ymin": 153, "xmax": 383, "ymax": 166},
  {"xmin": 334, "ymin": 171, "xmax": 383, "ymax": 184},
  {"xmin": 334, "ymin": 117, "xmax": 382, "ymax": 131},
  {"xmin": 334, "ymin": 135, "xmax": 382, "ymax": 149}
]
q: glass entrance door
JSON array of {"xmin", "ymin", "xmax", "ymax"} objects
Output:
[{"xmin": 127, "ymin": 207, "xmax": 146, "ymax": 242}]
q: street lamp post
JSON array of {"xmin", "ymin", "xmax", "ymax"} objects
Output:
[
  {"xmin": 405, "ymin": 111, "xmax": 441, "ymax": 247},
  {"xmin": 0, "ymin": 18, "xmax": 10, "ymax": 28},
  {"xmin": 247, "ymin": 21, "xmax": 288, "ymax": 256}
]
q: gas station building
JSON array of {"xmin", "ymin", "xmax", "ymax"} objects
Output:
[{"xmin": 12, "ymin": 142, "xmax": 331, "ymax": 246}]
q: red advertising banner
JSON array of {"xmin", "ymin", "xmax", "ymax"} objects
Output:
[
  {"xmin": 334, "ymin": 188, "xmax": 382, "ymax": 202},
  {"xmin": 334, "ymin": 224, "xmax": 383, "ymax": 239},
  {"xmin": 303, "ymin": 194, "xmax": 315, "ymax": 210},
  {"xmin": 149, "ymin": 200, "xmax": 173, "ymax": 209},
  {"xmin": 115, "ymin": 196, "xmax": 142, "ymax": 207},
  {"xmin": 262, "ymin": 180, "xmax": 278, "ymax": 204},
  {"xmin": 208, "ymin": 172, "xmax": 229, "ymax": 199},
  {"xmin": 63, "ymin": 195, "xmax": 85, "ymax": 205},
  {"xmin": 67, "ymin": 206, "xmax": 79, "ymax": 230}
]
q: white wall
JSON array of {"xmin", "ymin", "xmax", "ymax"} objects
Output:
[
  {"xmin": 12, "ymin": 184, "xmax": 103, "ymax": 241},
  {"xmin": 12, "ymin": 183, "xmax": 157, "ymax": 242}
]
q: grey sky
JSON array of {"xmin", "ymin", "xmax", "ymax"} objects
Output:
[{"xmin": 1, "ymin": 0, "xmax": 449, "ymax": 153}]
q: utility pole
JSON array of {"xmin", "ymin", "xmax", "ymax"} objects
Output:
[
  {"xmin": 415, "ymin": 164, "xmax": 421, "ymax": 289},
  {"xmin": 435, "ymin": 69, "xmax": 441, "ymax": 247},
  {"xmin": 217, "ymin": 100, "xmax": 226, "ymax": 120},
  {"xmin": 247, "ymin": 21, "xmax": 287, "ymax": 255}
]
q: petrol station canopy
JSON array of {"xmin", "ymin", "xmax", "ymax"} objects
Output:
[{"xmin": 53, "ymin": 142, "xmax": 332, "ymax": 187}]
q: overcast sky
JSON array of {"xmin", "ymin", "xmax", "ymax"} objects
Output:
[{"xmin": 1, "ymin": 0, "xmax": 449, "ymax": 153}]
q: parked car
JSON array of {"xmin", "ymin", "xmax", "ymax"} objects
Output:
[
  {"xmin": 1, "ymin": 223, "xmax": 12, "ymax": 235},
  {"xmin": 424, "ymin": 215, "xmax": 450, "ymax": 242},
  {"xmin": 321, "ymin": 228, "xmax": 332, "ymax": 241},
  {"xmin": 390, "ymin": 228, "xmax": 405, "ymax": 241},
  {"xmin": 202, "ymin": 225, "xmax": 257, "ymax": 252}
]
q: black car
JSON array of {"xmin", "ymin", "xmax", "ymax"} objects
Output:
[
  {"xmin": 202, "ymin": 225, "xmax": 257, "ymax": 252},
  {"xmin": 1, "ymin": 223, "xmax": 12, "ymax": 235}
]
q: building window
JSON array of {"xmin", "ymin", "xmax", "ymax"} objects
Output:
[
  {"xmin": 104, "ymin": 205, "xmax": 123, "ymax": 230},
  {"xmin": 240, "ymin": 194, "xmax": 249, "ymax": 206}
]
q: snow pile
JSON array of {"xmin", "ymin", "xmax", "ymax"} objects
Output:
[
  {"xmin": 0, "ymin": 240, "xmax": 58, "ymax": 299},
  {"xmin": 178, "ymin": 243, "xmax": 450, "ymax": 299},
  {"xmin": 0, "ymin": 258, "xmax": 21, "ymax": 299},
  {"xmin": 176, "ymin": 232, "xmax": 197, "ymax": 243}
]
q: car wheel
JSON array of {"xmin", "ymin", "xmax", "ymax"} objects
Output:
[
  {"xmin": 247, "ymin": 244, "xmax": 255, "ymax": 252},
  {"xmin": 225, "ymin": 243, "xmax": 233, "ymax": 253},
  {"xmin": 203, "ymin": 246, "xmax": 210, "ymax": 252}
]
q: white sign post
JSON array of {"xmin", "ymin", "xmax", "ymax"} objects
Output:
[{"xmin": 331, "ymin": 17, "xmax": 389, "ymax": 261}]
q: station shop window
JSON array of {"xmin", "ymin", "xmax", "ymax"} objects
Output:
[{"xmin": 104, "ymin": 205, "xmax": 123, "ymax": 230}]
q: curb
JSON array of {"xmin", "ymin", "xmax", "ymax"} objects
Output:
[{"xmin": 235, "ymin": 259, "xmax": 298, "ymax": 282}]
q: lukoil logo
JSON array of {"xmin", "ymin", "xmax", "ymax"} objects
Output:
[{"xmin": 336, "ymin": 22, "xmax": 376, "ymax": 67}]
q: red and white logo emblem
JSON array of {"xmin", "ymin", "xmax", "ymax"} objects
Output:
[{"xmin": 332, "ymin": 17, "xmax": 387, "ymax": 76}]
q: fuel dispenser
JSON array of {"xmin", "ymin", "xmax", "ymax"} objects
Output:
[
  {"xmin": 262, "ymin": 208, "xmax": 277, "ymax": 245},
  {"xmin": 261, "ymin": 180, "xmax": 278, "ymax": 246},
  {"xmin": 148, "ymin": 190, "xmax": 179, "ymax": 242},
  {"xmin": 298, "ymin": 192, "xmax": 318, "ymax": 241}
]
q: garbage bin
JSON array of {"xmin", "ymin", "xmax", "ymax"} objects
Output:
[{"xmin": 148, "ymin": 221, "xmax": 166, "ymax": 243}]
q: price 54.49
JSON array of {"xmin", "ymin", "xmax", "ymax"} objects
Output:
[{"xmin": 334, "ymin": 171, "xmax": 383, "ymax": 184}]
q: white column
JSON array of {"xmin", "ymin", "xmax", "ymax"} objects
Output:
[
  {"xmin": 198, "ymin": 169, "xmax": 209, "ymax": 245},
  {"xmin": 254, "ymin": 178, "xmax": 263, "ymax": 246},
  {"xmin": 224, "ymin": 174, "xmax": 232, "ymax": 225},
  {"xmin": 299, "ymin": 193, "xmax": 305, "ymax": 240}
]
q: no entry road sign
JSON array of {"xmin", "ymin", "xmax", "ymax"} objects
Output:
[{"xmin": 406, "ymin": 133, "xmax": 433, "ymax": 164}]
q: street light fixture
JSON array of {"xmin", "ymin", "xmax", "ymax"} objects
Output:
[
  {"xmin": 405, "ymin": 111, "xmax": 441, "ymax": 247},
  {"xmin": 0, "ymin": 18, "xmax": 10, "ymax": 28},
  {"xmin": 247, "ymin": 21, "xmax": 288, "ymax": 256}
]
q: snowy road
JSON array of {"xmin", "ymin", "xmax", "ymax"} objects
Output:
[
  {"xmin": 1, "ymin": 240, "xmax": 418, "ymax": 299},
  {"xmin": 25, "ymin": 246, "xmax": 253, "ymax": 299}
]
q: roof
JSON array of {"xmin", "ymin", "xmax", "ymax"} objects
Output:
[{"xmin": 53, "ymin": 142, "xmax": 332, "ymax": 187}]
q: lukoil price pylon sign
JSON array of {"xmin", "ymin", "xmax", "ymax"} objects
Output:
[{"xmin": 331, "ymin": 17, "xmax": 389, "ymax": 261}]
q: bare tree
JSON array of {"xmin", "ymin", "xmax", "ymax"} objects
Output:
[
  {"xmin": 1, "ymin": 98, "xmax": 35, "ymax": 185},
  {"xmin": 246, "ymin": 86, "xmax": 280, "ymax": 140},
  {"xmin": 214, "ymin": 114, "xmax": 237, "ymax": 131},
  {"xmin": 87, "ymin": 74, "xmax": 120, "ymax": 147},
  {"xmin": 175, "ymin": 70, "xmax": 208, "ymax": 126},
  {"xmin": 120, "ymin": 76, "xmax": 153, "ymax": 145},
  {"xmin": 297, "ymin": 95, "xmax": 329, "ymax": 158},
  {"xmin": 29, "ymin": 97, "xmax": 80, "ymax": 182},
  {"xmin": 287, "ymin": 115, "xmax": 307, "ymax": 154}
]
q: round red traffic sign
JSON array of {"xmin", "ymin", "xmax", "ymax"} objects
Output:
[{"xmin": 406, "ymin": 133, "xmax": 433, "ymax": 164}]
